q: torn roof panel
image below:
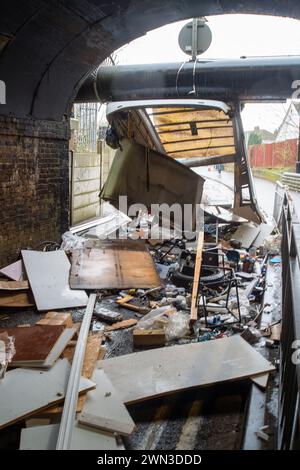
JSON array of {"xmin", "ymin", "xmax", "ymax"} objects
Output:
[{"xmin": 152, "ymin": 107, "xmax": 235, "ymax": 159}]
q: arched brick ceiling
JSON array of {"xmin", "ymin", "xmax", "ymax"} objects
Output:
[{"xmin": 0, "ymin": 0, "xmax": 300, "ymax": 121}]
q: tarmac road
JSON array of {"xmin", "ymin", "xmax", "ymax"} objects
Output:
[{"xmin": 195, "ymin": 168, "xmax": 300, "ymax": 219}]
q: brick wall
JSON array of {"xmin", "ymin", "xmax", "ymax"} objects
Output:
[{"xmin": 0, "ymin": 116, "xmax": 70, "ymax": 266}]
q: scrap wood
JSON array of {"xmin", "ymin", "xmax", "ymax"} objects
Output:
[
  {"xmin": 0, "ymin": 280, "xmax": 29, "ymax": 291},
  {"xmin": 105, "ymin": 318, "xmax": 137, "ymax": 332},
  {"xmin": 0, "ymin": 325, "xmax": 66, "ymax": 365},
  {"xmin": 19, "ymin": 422, "xmax": 124, "ymax": 450},
  {"xmin": 133, "ymin": 328, "xmax": 165, "ymax": 348},
  {"xmin": 21, "ymin": 250, "xmax": 88, "ymax": 311},
  {"xmin": 0, "ymin": 315, "xmax": 9, "ymax": 321},
  {"xmin": 117, "ymin": 302, "xmax": 149, "ymax": 314},
  {"xmin": 190, "ymin": 231, "xmax": 204, "ymax": 324},
  {"xmin": 116, "ymin": 295, "xmax": 134, "ymax": 305},
  {"xmin": 79, "ymin": 369, "xmax": 136, "ymax": 436},
  {"xmin": 69, "ymin": 241, "xmax": 161, "ymax": 290},
  {"xmin": 36, "ymin": 312, "xmax": 73, "ymax": 328},
  {"xmin": 0, "ymin": 359, "xmax": 95, "ymax": 430},
  {"xmin": 0, "ymin": 291, "xmax": 35, "ymax": 307},
  {"xmin": 99, "ymin": 335, "xmax": 275, "ymax": 404}
]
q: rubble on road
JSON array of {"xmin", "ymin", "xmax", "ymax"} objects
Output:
[{"xmin": 0, "ymin": 199, "xmax": 280, "ymax": 450}]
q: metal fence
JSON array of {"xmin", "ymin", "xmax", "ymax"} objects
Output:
[
  {"xmin": 278, "ymin": 191, "xmax": 300, "ymax": 449},
  {"xmin": 73, "ymin": 102, "xmax": 99, "ymax": 153}
]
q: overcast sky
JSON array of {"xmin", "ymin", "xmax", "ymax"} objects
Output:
[{"xmin": 115, "ymin": 14, "xmax": 300, "ymax": 132}]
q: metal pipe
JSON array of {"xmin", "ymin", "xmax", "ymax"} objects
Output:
[{"xmin": 76, "ymin": 56, "xmax": 300, "ymax": 103}]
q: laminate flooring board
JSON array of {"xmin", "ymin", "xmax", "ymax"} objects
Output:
[
  {"xmin": 20, "ymin": 423, "xmax": 124, "ymax": 450},
  {"xmin": 0, "ymin": 359, "xmax": 95, "ymax": 429},
  {"xmin": 0, "ymin": 325, "xmax": 65, "ymax": 364},
  {"xmin": 99, "ymin": 335, "xmax": 275, "ymax": 404},
  {"xmin": 69, "ymin": 240, "xmax": 161, "ymax": 290},
  {"xmin": 79, "ymin": 369, "xmax": 136, "ymax": 436},
  {"xmin": 21, "ymin": 250, "xmax": 88, "ymax": 311}
]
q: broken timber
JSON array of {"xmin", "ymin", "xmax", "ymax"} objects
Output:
[{"xmin": 190, "ymin": 231, "xmax": 204, "ymax": 324}]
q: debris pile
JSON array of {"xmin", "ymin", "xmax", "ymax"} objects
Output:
[{"xmin": 0, "ymin": 205, "xmax": 281, "ymax": 450}]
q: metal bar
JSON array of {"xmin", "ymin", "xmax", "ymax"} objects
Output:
[{"xmin": 56, "ymin": 293, "xmax": 97, "ymax": 450}]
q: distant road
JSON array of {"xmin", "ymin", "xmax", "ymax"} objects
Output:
[{"xmin": 194, "ymin": 168, "xmax": 300, "ymax": 219}]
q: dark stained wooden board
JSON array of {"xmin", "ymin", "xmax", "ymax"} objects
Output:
[{"xmin": 0, "ymin": 325, "xmax": 65, "ymax": 363}]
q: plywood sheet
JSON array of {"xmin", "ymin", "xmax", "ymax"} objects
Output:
[
  {"xmin": 33, "ymin": 329, "xmax": 76, "ymax": 368},
  {"xmin": 0, "ymin": 325, "xmax": 65, "ymax": 364},
  {"xmin": 79, "ymin": 369, "xmax": 136, "ymax": 436},
  {"xmin": 0, "ymin": 359, "xmax": 95, "ymax": 429},
  {"xmin": 99, "ymin": 335, "xmax": 275, "ymax": 404},
  {"xmin": 21, "ymin": 250, "xmax": 88, "ymax": 311},
  {"xmin": 69, "ymin": 240, "xmax": 161, "ymax": 290},
  {"xmin": 20, "ymin": 423, "xmax": 124, "ymax": 450}
]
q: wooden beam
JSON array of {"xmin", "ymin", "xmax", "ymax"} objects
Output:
[{"xmin": 190, "ymin": 231, "xmax": 204, "ymax": 324}]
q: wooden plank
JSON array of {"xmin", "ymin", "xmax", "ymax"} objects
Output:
[
  {"xmin": 99, "ymin": 335, "xmax": 275, "ymax": 404},
  {"xmin": 0, "ymin": 291, "xmax": 34, "ymax": 307},
  {"xmin": 0, "ymin": 325, "xmax": 65, "ymax": 364},
  {"xmin": 22, "ymin": 250, "xmax": 88, "ymax": 311},
  {"xmin": 0, "ymin": 280, "xmax": 29, "ymax": 291},
  {"xmin": 10, "ymin": 328, "xmax": 76, "ymax": 368},
  {"xmin": 0, "ymin": 359, "xmax": 95, "ymax": 429},
  {"xmin": 190, "ymin": 231, "xmax": 204, "ymax": 323},
  {"xmin": 69, "ymin": 240, "xmax": 161, "ymax": 290},
  {"xmin": 79, "ymin": 369, "xmax": 136, "ymax": 436},
  {"xmin": 133, "ymin": 328, "xmax": 165, "ymax": 348},
  {"xmin": 36, "ymin": 312, "xmax": 73, "ymax": 328},
  {"xmin": 20, "ymin": 423, "xmax": 124, "ymax": 450},
  {"xmin": 116, "ymin": 295, "xmax": 134, "ymax": 305},
  {"xmin": 105, "ymin": 319, "xmax": 137, "ymax": 332}
]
